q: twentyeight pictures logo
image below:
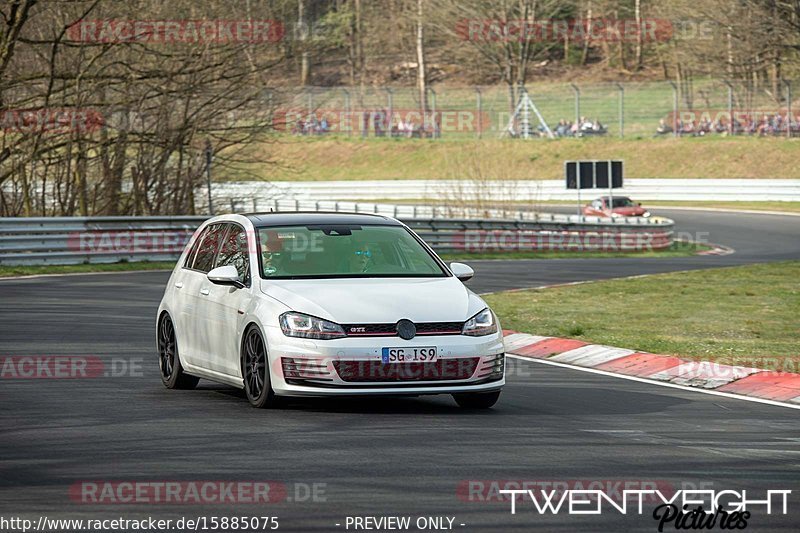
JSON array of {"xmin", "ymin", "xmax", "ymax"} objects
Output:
[
  {"xmin": 497, "ymin": 488, "xmax": 791, "ymax": 531},
  {"xmin": 67, "ymin": 20, "xmax": 284, "ymax": 43}
]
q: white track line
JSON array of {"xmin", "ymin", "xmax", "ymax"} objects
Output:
[
  {"xmin": 0, "ymin": 269, "xmax": 172, "ymax": 281},
  {"xmin": 647, "ymin": 205, "xmax": 800, "ymax": 217},
  {"xmin": 507, "ymin": 354, "xmax": 800, "ymax": 411}
]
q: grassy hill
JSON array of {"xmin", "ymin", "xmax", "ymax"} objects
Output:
[{"xmin": 242, "ymin": 135, "xmax": 800, "ymax": 182}]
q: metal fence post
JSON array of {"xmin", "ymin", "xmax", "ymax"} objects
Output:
[
  {"xmin": 385, "ymin": 87, "xmax": 394, "ymax": 136},
  {"xmin": 428, "ymin": 88, "xmax": 438, "ymax": 138},
  {"xmin": 570, "ymin": 83, "xmax": 580, "ymax": 126},
  {"xmin": 723, "ymin": 80, "xmax": 734, "ymax": 135},
  {"xmin": 475, "ymin": 87, "xmax": 482, "ymax": 139},
  {"xmin": 616, "ymin": 83, "xmax": 624, "ymax": 138},
  {"xmin": 784, "ymin": 80, "xmax": 792, "ymax": 138},
  {"xmin": 342, "ymin": 88, "xmax": 351, "ymax": 137},
  {"xmin": 668, "ymin": 81, "xmax": 678, "ymax": 137}
]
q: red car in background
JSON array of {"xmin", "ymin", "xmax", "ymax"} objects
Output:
[{"xmin": 583, "ymin": 196, "xmax": 651, "ymax": 218}]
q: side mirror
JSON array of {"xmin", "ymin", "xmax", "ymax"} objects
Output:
[
  {"xmin": 450, "ymin": 262, "xmax": 474, "ymax": 282},
  {"xmin": 207, "ymin": 265, "xmax": 244, "ymax": 289}
]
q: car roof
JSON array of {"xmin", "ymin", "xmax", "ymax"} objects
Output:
[
  {"xmin": 597, "ymin": 196, "xmax": 632, "ymax": 201},
  {"xmin": 244, "ymin": 211, "xmax": 403, "ymax": 227}
]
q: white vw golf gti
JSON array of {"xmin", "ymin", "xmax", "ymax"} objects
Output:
[{"xmin": 157, "ymin": 213, "xmax": 505, "ymax": 408}]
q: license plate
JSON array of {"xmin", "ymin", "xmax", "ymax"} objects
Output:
[{"xmin": 381, "ymin": 347, "xmax": 437, "ymax": 363}]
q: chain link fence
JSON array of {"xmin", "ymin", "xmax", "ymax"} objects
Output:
[{"xmin": 271, "ymin": 80, "xmax": 798, "ymax": 139}]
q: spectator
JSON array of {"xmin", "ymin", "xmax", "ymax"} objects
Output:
[{"xmin": 656, "ymin": 119, "xmax": 673, "ymax": 135}]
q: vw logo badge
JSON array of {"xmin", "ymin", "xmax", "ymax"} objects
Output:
[{"xmin": 396, "ymin": 319, "xmax": 416, "ymax": 340}]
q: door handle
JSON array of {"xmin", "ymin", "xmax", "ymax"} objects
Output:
[
  {"xmin": 200, "ymin": 288, "xmax": 210, "ymax": 296},
  {"xmin": 174, "ymin": 282, "xmax": 183, "ymax": 289}
]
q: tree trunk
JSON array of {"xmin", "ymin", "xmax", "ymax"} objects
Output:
[
  {"xmin": 0, "ymin": 0, "xmax": 36, "ymax": 106},
  {"xmin": 298, "ymin": 0, "xmax": 310, "ymax": 85},
  {"xmin": 581, "ymin": 1, "xmax": 592, "ymax": 66},
  {"xmin": 415, "ymin": 0, "xmax": 427, "ymax": 113},
  {"xmin": 355, "ymin": 0, "xmax": 365, "ymax": 86},
  {"xmin": 634, "ymin": 0, "xmax": 643, "ymax": 70}
]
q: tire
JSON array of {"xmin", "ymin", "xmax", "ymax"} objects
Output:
[
  {"xmin": 158, "ymin": 314, "xmax": 199, "ymax": 390},
  {"xmin": 241, "ymin": 326, "xmax": 279, "ymax": 408},
  {"xmin": 452, "ymin": 390, "xmax": 501, "ymax": 409}
]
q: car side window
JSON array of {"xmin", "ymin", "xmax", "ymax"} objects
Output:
[
  {"xmin": 183, "ymin": 228, "xmax": 206, "ymax": 269},
  {"xmin": 192, "ymin": 224, "xmax": 225, "ymax": 273},
  {"xmin": 215, "ymin": 223, "xmax": 251, "ymax": 286}
]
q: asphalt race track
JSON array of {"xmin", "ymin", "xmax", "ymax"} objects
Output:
[
  {"xmin": 469, "ymin": 207, "xmax": 800, "ymax": 293},
  {"xmin": 1, "ymin": 208, "xmax": 799, "ymax": 532}
]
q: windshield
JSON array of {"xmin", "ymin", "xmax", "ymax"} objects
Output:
[
  {"xmin": 610, "ymin": 197, "xmax": 635, "ymax": 208},
  {"xmin": 257, "ymin": 224, "xmax": 447, "ymax": 279}
]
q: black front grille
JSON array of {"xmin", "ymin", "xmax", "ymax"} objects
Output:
[
  {"xmin": 342, "ymin": 321, "xmax": 464, "ymax": 337},
  {"xmin": 416, "ymin": 322, "xmax": 464, "ymax": 335}
]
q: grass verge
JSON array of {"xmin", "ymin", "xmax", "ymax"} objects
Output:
[
  {"xmin": 353, "ymin": 198, "xmax": 800, "ymax": 215},
  {"xmin": 0, "ymin": 261, "xmax": 175, "ymax": 278},
  {"xmin": 245, "ymin": 136, "xmax": 800, "ymax": 181},
  {"xmin": 485, "ymin": 261, "xmax": 800, "ymax": 369}
]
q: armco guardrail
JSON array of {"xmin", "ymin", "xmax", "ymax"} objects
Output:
[
  {"xmin": 209, "ymin": 178, "xmax": 800, "ymax": 203},
  {"xmin": 0, "ymin": 209, "xmax": 674, "ymax": 266}
]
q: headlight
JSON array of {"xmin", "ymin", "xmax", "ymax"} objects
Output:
[
  {"xmin": 462, "ymin": 308, "xmax": 498, "ymax": 337},
  {"xmin": 642, "ymin": 211, "xmax": 651, "ymax": 218},
  {"xmin": 279, "ymin": 312, "xmax": 346, "ymax": 340}
]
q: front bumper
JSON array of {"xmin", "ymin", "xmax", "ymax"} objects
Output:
[{"xmin": 264, "ymin": 325, "xmax": 505, "ymax": 397}]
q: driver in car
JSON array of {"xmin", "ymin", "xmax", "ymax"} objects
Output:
[
  {"xmin": 261, "ymin": 232, "xmax": 284, "ymax": 276},
  {"xmin": 352, "ymin": 244, "xmax": 373, "ymax": 273}
]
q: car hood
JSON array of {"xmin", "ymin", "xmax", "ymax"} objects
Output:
[{"xmin": 260, "ymin": 276, "xmax": 486, "ymax": 323}]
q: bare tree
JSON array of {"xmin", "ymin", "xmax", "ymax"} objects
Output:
[
  {"xmin": 431, "ymin": 0, "xmax": 572, "ymax": 113},
  {"xmin": 415, "ymin": 0, "xmax": 427, "ymax": 113}
]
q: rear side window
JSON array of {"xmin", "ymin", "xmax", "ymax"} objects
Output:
[
  {"xmin": 215, "ymin": 224, "xmax": 251, "ymax": 285},
  {"xmin": 191, "ymin": 224, "xmax": 225, "ymax": 273}
]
